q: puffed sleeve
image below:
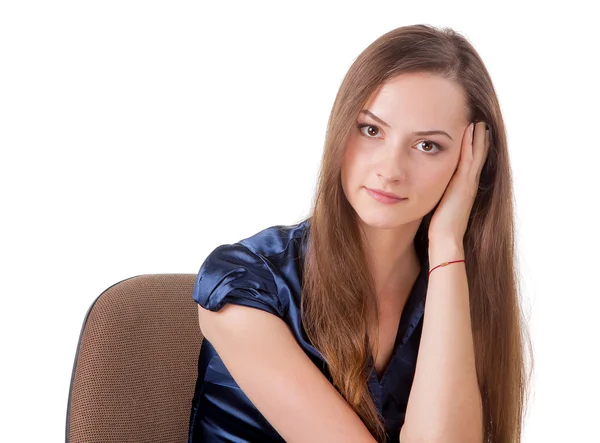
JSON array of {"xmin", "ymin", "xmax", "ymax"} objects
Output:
[{"xmin": 192, "ymin": 242, "xmax": 287, "ymax": 318}]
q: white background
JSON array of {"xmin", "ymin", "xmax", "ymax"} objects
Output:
[{"xmin": 1, "ymin": 1, "xmax": 599, "ymax": 441}]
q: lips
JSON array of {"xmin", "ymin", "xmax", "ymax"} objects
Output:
[
  {"xmin": 365, "ymin": 187, "xmax": 407, "ymax": 204},
  {"xmin": 365, "ymin": 187, "xmax": 404, "ymax": 199}
]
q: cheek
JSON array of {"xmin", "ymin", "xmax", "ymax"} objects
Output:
[
  {"xmin": 341, "ymin": 143, "xmax": 362, "ymax": 180},
  {"xmin": 340, "ymin": 148, "xmax": 352, "ymax": 192},
  {"xmin": 420, "ymin": 163, "xmax": 456, "ymax": 197}
]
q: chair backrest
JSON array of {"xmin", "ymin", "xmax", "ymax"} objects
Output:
[{"xmin": 66, "ymin": 274, "xmax": 203, "ymax": 443}]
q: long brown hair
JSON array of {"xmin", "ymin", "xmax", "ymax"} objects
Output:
[{"xmin": 299, "ymin": 24, "xmax": 534, "ymax": 442}]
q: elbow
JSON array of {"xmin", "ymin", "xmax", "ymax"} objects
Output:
[
  {"xmin": 400, "ymin": 396, "xmax": 484, "ymax": 443},
  {"xmin": 400, "ymin": 423, "xmax": 483, "ymax": 443}
]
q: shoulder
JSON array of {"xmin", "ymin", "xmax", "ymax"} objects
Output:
[
  {"xmin": 192, "ymin": 218, "xmax": 310, "ymax": 318},
  {"xmin": 237, "ymin": 218, "xmax": 310, "ymax": 261}
]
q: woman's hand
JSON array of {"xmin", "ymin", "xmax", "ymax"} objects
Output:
[{"xmin": 428, "ymin": 121, "xmax": 490, "ymax": 245}]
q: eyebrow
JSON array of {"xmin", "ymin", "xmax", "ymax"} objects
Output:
[{"xmin": 359, "ymin": 109, "xmax": 454, "ymax": 141}]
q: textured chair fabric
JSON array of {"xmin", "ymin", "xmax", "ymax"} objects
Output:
[{"xmin": 66, "ymin": 274, "xmax": 202, "ymax": 443}]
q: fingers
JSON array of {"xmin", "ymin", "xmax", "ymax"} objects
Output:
[
  {"xmin": 472, "ymin": 121, "xmax": 485, "ymax": 162},
  {"xmin": 472, "ymin": 121, "xmax": 490, "ymax": 180},
  {"xmin": 456, "ymin": 122, "xmax": 474, "ymax": 175},
  {"xmin": 458, "ymin": 121, "xmax": 491, "ymax": 181}
]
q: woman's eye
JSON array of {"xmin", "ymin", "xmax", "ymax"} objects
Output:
[
  {"xmin": 415, "ymin": 140, "xmax": 443, "ymax": 154},
  {"xmin": 357, "ymin": 123, "xmax": 381, "ymax": 138},
  {"xmin": 357, "ymin": 123, "xmax": 444, "ymax": 154}
]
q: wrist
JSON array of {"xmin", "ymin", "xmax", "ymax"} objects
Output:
[{"xmin": 428, "ymin": 239, "xmax": 465, "ymax": 264}]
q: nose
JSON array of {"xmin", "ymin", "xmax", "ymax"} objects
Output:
[{"xmin": 376, "ymin": 143, "xmax": 409, "ymax": 182}]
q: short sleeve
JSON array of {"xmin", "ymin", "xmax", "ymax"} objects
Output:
[{"xmin": 192, "ymin": 242, "xmax": 287, "ymax": 318}]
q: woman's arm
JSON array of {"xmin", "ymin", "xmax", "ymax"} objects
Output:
[
  {"xmin": 198, "ymin": 304, "xmax": 378, "ymax": 443},
  {"xmin": 399, "ymin": 240, "xmax": 483, "ymax": 443}
]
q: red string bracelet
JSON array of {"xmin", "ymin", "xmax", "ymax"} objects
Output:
[{"xmin": 428, "ymin": 259, "xmax": 466, "ymax": 277}]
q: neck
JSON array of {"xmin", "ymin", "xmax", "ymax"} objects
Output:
[{"xmin": 359, "ymin": 217, "xmax": 423, "ymax": 303}]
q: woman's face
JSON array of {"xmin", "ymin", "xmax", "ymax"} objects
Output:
[{"xmin": 341, "ymin": 72, "xmax": 470, "ymax": 229}]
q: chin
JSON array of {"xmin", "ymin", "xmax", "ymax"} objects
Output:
[{"xmin": 355, "ymin": 209, "xmax": 409, "ymax": 230}]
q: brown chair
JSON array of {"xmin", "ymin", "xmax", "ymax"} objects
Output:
[{"xmin": 66, "ymin": 274, "xmax": 203, "ymax": 443}]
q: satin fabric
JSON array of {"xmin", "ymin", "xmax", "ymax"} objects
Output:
[{"xmin": 187, "ymin": 218, "xmax": 430, "ymax": 442}]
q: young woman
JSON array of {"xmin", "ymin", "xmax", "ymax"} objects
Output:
[{"xmin": 187, "ymin": 24, "xmax": 533, "ymax": 443}]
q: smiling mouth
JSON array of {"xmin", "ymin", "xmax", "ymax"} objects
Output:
[
  {"xmin": 365, "ymin": 187, "xmax": 407, "ymax": 204},
  {"xmin": 366, "ymin": 187, "xmax": 404, "ymax": 199}
]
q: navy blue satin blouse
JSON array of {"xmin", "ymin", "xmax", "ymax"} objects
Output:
[{"xmin": 188, "ymin": 218, "xmax": 430, "ymax": 443}]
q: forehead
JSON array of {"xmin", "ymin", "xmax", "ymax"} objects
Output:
[{"xmin": 363, "ymin": 72, "xmax": 468, "ymax": 128}]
